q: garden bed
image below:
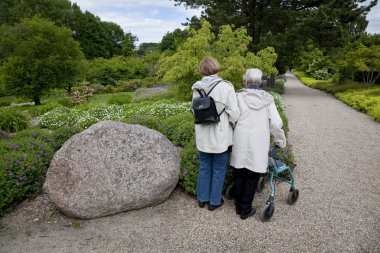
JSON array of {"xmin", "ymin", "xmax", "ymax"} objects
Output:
[{"xmin": 0, "ymin": 84, "xmax": 292, "ymax": 215}]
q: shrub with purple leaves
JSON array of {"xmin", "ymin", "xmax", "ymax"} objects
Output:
[{"xmin": 0, "ymin": 129, "xmax": 54, "ymax": 214}]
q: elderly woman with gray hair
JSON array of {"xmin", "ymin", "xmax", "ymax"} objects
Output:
[{"xmin": 230, "ymin": 68, "xmax": 286, "ymax": 220}]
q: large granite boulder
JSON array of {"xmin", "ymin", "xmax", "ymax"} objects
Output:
[{"xmin": 44, "ymin": 121, "xmax": 180, "ymax": 219}]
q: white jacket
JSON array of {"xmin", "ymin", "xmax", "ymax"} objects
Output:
[
  {"xmin": 230, "ymin": 87, "xmax": 286, "ymax": 173},
  {"xmin": 192, "ymin": 75, "xmax": 240, "ymax": 153}
]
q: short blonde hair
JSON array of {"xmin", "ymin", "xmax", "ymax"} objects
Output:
[
  {"xmin": 243, "ymin": 68, "xmax": 262, "ymax": 86},
  {"xmin": 199, "ymin": 56, "xmax": 220, "ymax": 76}
]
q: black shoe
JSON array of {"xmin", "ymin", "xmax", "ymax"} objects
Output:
[
  {"xmin": 208, "ymin": 199, "xmax": 224, "ymax": 211},
  {"xmin": 236, "ymin": 208, "xmax": 241, "ymax": 215},
  {"xmin": 240, "ymin": 208, "xmax": 256, "ymax": 220},
  {"xmin": 198, "ymin": 201, "xmax": 207, "ymax": 208}
]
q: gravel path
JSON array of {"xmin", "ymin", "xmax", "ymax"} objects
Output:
[{"xmin": 1, "ymin": 72, "xmax": 379, "ymax": 252}]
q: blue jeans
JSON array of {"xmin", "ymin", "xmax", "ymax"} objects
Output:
[{"xmin": 197, "ymin": 151, "xmax": 229, "ymax": 206}]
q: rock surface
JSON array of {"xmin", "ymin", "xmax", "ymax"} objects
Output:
[{"xmin": 43, "ymin": 121, "xmax": 180, "ymax": 219}]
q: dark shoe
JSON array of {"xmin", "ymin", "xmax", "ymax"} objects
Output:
[
  {"xmin": 240, "ymin": 208, "xmax": 256, "ymax": 220},
  {"xmin": 198, "ymin": 201, "xmax": 207, "ymax": 208},
  {"xmin": 236, "ymin": 208, "xmax": 241, "ymax": 215},
  {"xmin": 208, "ymin": 199, "xmax": 224, "ymax": 211}
]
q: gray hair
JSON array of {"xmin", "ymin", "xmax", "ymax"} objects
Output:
[{"xmin": 243, "ymin": 68, "xmax": 262, "ymax": 86}]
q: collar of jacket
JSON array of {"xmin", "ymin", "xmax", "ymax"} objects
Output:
[{"xmin": 247, "ymin": 84, "xmax": 261, "ymax": 90}]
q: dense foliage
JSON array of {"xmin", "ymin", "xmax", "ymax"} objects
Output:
[
  {"xmin": 0, "ymin": 129, "xmax": 54, "ymax": 213},
  {"xmin": 0, "ymin": 17, "xmax": 85, "ymax": 105},
  {"xmin": 0, "ymin": 0, "xmax": 136, "ymax": 59},
  {"xmin": 158, "ymin": 21, "xmax": 278, "ymax": 100},
  {"xmin": 175, "ymin": 0, "xmax": 377, "ymax": 73},
  {"xmin": 0, "ymin": 127, "xmax": 83, "ymax": 214}
]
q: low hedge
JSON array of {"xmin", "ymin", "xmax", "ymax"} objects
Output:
[{"xmin": 294, "ymin": 71, "xmax": 380, "ymax": 123}]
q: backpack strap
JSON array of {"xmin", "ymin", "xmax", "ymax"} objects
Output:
[
  {"xmin": 206, "ymin": 80, "xmax": 222, "ymax": 96},
  {"xmin": 208, "ymin": 80, "xmax": 225, "ymax": 116},
  {"xmin": 196, "ymin": 89, "xmax": 206, "ymax": 98},
  {"xmin": 195, "ymin": 79, "xmax": 222, "ymax": 98},
  {"xmin": 218, "ymin": 107, "xmax": 225, "ymax": 116}
]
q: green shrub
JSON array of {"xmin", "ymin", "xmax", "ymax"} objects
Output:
[
  {"xmin": 119, "ymin": 80, "xmax": 142, "ymax": 92},
  {"xmin": 107, "ymin": 93, "xmax": 132, "ymax": 105},
  {"xmin": 369, "ymin": 104, "xmax": 380, "ymax": 122},
  {"xmin": 122, "ymin": 115, "xmax": 161, "ymax": 132},
  {"xmin": 0, "ymin": 129, "xmax": 54, "ymax": 214},
  {"xmin": 139, "ymin": 76, "xmax": 160, "ymax": 88},
  {"xmin": 178, "ymin": 139, "xmax": 198, "ymax": 196},
  {"xmin": 312, "ymin": 68, "xmax": 330, "ymax": 80},
  {"xmin": 24, "ymin": 102, "xmax": 62, "ymax": 117},
  {"xmin": 160, "ymin": 113, "xmax": 194, "ymax": 146},
  {"xmin": 51, "ymin": 126, "xmax": 84, "ymax": 151},
  {"xmin": 57, "ymin": 96, "xmax": 76, "ymax": 107},
  {"xmin": 89, "ymin": 83, "xmax": 106, "ymax": 94},
  {"xmin": 0, "ymin": 109, "xmax": 29, "ymax": 132},
  {"xmin": 268, "ymin": 91, "xmax": 288, "ymax": 133},
  {"xmin": 335, "ymin": 89, "xmax": 380, "ymax": 122}
]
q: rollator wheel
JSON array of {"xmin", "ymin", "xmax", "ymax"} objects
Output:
[
  {"xmin": 256, "ymin": 176, "xmax": 266, "ymax": 193},
  {"xmin": 260, "ymin": 203, "xmax": 275, "ymax": 222},
  {"xmin": 225, "ymin": 183, "xmax": 235, "ymax": 200},
  {"xmin": 287, "ymin": 189, "xmax": 299, "ymax": 205}
]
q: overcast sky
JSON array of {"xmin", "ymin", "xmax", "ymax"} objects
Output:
[{"xmin": 72, "ymin": 0, "xmax": 379, "ymax": 45}]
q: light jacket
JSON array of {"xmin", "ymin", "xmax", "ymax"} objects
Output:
[
  {"xmin": 230, "ymin": 86, "xmax": 286, "ymax": 173},
  {"xmin": 192, "ymin": 75, "xmax": 240, "ymax": 153}
]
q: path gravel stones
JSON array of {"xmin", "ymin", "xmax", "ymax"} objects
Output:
[{"xmin": 0, "ymin": 72, "xmax": 379, "ymax": 252}]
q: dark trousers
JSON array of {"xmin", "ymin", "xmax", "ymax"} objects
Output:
[{"xmin": 232, "ymin": 167, "xmax": 260, "ymax": 215}]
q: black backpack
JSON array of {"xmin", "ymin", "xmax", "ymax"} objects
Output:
[{"xmin": 191, "ymin": 80, "xmax": 225, "ymax": 124}]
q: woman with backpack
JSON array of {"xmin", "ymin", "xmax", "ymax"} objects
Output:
[
  {"xmin": 192, "ymin": 56, "xmax": 240, "ymax": 211},
  {"xmin": 230, "ymin": 68, "xmax": 286, "ymax": 220}
]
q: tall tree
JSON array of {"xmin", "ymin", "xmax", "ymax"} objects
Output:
[
  {"xmin": 122, "ymin": 32, "xmax": 138, "ymax": 57},
  {"xmin": 159, "ymin": 28, "xmax": 190, "ymax": 52},
  {"xmin": 0, "ymin": 0, "xmax": 138, "ymax": 59},
  {"xmin": 0, "ymin": 17, "xmax": 85, "ymax": 105},
  {"xmin": 136, "ymin": 43, "xmax": 159, "ymax": 57},
  {"xmin": 0, "ymin": 0, "xmax": 72, "ymax": 25},
  {"xmin": 175, "ymin": 0, "xmax": 378, "ymax": 71}
]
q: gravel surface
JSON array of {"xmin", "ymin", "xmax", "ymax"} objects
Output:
[{"xmin": 1, "ymin": 72, "xmax": 379, "ymax": 253}]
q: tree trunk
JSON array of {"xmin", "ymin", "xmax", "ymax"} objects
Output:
[
  {"xmin": 268, "ymin": 75, "xmax": 275, "ymax": 88},
  {"xmin": 33, "ymin": 96, "xmax": 41, "ymax": 106},
  {"xmin": 66, "ymin": 83, "xmax": 73, "ymax": 94}
]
